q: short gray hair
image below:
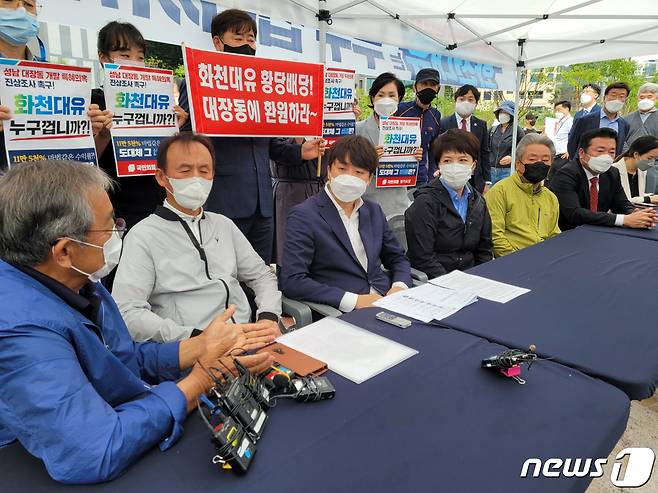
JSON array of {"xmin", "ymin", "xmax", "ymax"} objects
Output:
[
  {"xmin": 0, "ymin": 160, "xmax": 114, "ymax": 266},
  {"xmin": 638, "ymin": 82, "xmax": 658, "ymax": 96},
  {"xmin": 515, "ymin": 133, "xmax": 556, "ymax": 163}
]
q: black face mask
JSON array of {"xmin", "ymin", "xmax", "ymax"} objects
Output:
[
  {"xmin": 522, "ymin": 162, "xmax": 550, "ymax": 184},
  {"xmin": 223, "ymin": 43, "xmax": 256, "ymax": 56},
  {"xmin": 416, "ymin": 88, "xmax": 437, "ymax": 105}
]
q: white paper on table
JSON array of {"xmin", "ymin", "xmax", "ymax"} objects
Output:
[
  {"xmin": 373, "ymin": 283, "xmax": 477, "ymax": 323},
  {"xmin": 276, "ymin": 317, "xmax": 418, "ymax": 384},
  {"xmin": 429, "ymin": 270, "xmax": 530, "ymax": 304}
]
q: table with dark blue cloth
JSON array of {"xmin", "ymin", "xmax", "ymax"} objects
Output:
[
  {"xmin": 578, "ymin": 223, "xmax": 658, "ymax": 242},
  {"xmin": 0, "ymin": 308, "xmax": 629, "ymax": 493},
  {"xmin": 440, "ymin": 227, "xmax": 658, "ymax": 400}
]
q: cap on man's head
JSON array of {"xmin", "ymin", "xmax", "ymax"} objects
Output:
[{"xmin": 415, "ymin": 68, "xmax": 440, "ymax": 85}]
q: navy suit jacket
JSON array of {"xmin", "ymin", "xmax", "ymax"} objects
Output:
[
  {"xmin": 574, "ymin": 103, "xmax": 601, "ymax": 121},
  {"xmin": 567, "ymin": 110, "xmax": 629, "ymax": 159},
  {"xmin": 178, "ymin": 80, "xmax": 301, "ymax": 219},
  {"xmin": 280, "ymin": 189, "xmax": 412, "ymax": 309},
  {"xmin": 439, "ymin": 113, "xmax": 490, "ymax": 192}
]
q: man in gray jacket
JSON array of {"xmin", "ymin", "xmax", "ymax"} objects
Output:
[
  {"xmin": 113, "ymin": 133, "xmax": 281, "ymax": 343},
  {"xmin": 624, "ymin": 82, "xmax": 658, "ymax": 192}
]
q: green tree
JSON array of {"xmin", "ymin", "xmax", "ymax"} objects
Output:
[{"xmin": 557, "ymin": 59, "xmax": 644, "ymax": 114}]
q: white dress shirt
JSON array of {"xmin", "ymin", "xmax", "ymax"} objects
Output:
[
  {"xmin": 583, "ymin": 167, "xmax": 625, "ymax": 227},
  {"xmin": 553, "ymin": 115, "xmax": 573, "ymax": 154},
  {"xmin": 455, "ymin": 113, "xmax": 472, "ymax": 132},
  {"xmin": 325, "ymin": 185, "xmax": 408, "ymax": 312}
]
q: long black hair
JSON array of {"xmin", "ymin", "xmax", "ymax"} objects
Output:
[{"xmin": 617, "ymin": 135, "xmax": 658, "ymax": 162}]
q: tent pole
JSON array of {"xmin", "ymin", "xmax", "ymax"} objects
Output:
[
  {"xmin": 510, "ymin": 40, "xmax": 525, "ymax": 177},
  {"xmin": 318, "ymin": 0, "xmax": 328, "ymax": 64}
]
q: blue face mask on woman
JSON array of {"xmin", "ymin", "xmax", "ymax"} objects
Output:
[{"xmin": 0, "ymin": 7, "xmax": 39, "ymax": 47}]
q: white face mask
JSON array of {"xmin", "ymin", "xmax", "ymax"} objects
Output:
[
  {"xmin": 168, "ymin": 176, "xmax": 213, "ymax": 211},
  {"xmin": 107, "ymin": 58, "xmax": 146, "ymax": 67},
  {"xmin": 498, "ymin": 112, "xmax": 511, "ymax": 124},
  {"xmin": 65, "ymin": 231, "xmax": 123, "ymax": 283},
  {"xmin": 373, "ymin": 97, "xmax": 398, "ymax": 117},
  {"xmin": 636, "ymin": 158, "xmax": 655, "ymax": 171},
  {"xmin": 329, "ymin": 173, "xmax": 368, "ymax": 202},
  {"xmin": 580, "ymin": 93, "xmax": 594, "ymax": 105},
  {"xmin": 638, "ymin": 99, "xmax": 656, "ymax": 112},
  {"xmin": 440, "ymin": 163, "xmax": 473, "ymax": 190},
  {"xmin": 554, "ymin": 111, "xmax": 564, "ymax": 120},
  {"xmin": 604, "ymin": 99, "xmax": 624, "ymax": 113},
  {"xmin": 586, "ymin": 154, "xmax": 614, "ymax": 174},
  {"xmin": 455, "ymin": 101, "xmax": 476, "ymax": 117}
]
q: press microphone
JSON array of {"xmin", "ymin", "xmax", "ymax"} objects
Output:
[{"xmin": 481, "ymin": 345, "xmax": 538, "ymax": 385}]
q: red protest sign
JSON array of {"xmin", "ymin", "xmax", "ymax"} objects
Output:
[{"xmin": 183, "ymin": 45, "xmax": 324, "ymax": 137}]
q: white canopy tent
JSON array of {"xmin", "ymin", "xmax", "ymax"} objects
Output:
[{"xmin": 225, "ymin": 0, "xmax": 658, "ymax": 162}]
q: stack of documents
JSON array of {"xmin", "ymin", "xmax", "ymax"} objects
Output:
[
  {"xmin": 429, "ymin": 270, "xmax": 530, "ymax": 304},
  {"xmin": 277, "ymin": 317, "xmax": 418, "ymax": 384},
  {"xmin": 373, "ymin": 283, "xmax": 477, "ymax": 323}
]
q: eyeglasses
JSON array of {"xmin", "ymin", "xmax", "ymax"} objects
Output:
[
  {"xmin": 87, "ymin": 218, "xmax": 127, "ymax": 240},
  {"xmin": 0, "ymin": 0, "xmax": 41, "ymax": 14}
]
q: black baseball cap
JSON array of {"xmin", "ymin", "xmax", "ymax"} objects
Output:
[{"xmin": 415, "ymin": 68, "xmax": 440, "ymax": 85}]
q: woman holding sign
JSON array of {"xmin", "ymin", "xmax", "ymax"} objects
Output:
[
  {"xmin": 92, "ymin": 21, "xmax": 188, "ymax": 230},
  {"xmin": 0, "ymin": 1, "xmax": 112, "ymax": 172},
  {"xmin": 356, "ymin": 72, "xmax": 423, "ymax": 219}
]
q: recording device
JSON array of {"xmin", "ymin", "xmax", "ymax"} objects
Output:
[
  {"xmin": 267, "ymin": 374, "xmax": 336, "ymax": 402},
  {"xmin": 234, "ymin": 358, "xmax": 273, "ymax": 410},
  {"xmin": 221, "ymin": 377, "xmax": 268, "ymax": 439},
  {"xmin": 481, "ymin": 345, "xmax": 538, "ymax": 384},
  {"xmin": 376, "ymin": 311, "xmax": 412, "ymax": 329},
  {"xmin": 198, "ymin": 393, "xmax": 257, "ymax": 474}
]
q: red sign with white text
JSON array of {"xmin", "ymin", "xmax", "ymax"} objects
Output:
[{"xmin": 183, "ymin": 45, "xmax": 324, "ymax": 137}]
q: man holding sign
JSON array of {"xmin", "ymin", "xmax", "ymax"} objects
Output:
[{"xmin": 179, "ymin": 9, "xmax": 325, "ymax": 263}]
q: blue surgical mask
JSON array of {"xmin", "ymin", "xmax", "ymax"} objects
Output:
[{"xmin": 0, "ymin": 7, "xmax": 39, "ymax": 47}]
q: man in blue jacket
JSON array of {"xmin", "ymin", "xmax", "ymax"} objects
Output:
[
  {"xmin": 178, "ymin": 9, "xmax": 324, "ymax": 263},
  {"xmin": 0, "ymin": 160, "xmax": 274, "ymax": 483},
  {"xmin": 281, "ymin": 135, "xmax": 412, "ymax": 311}
]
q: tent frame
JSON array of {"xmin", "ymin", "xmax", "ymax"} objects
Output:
[{"xmin": 306, "ymin": 0, "xmax": 654, "ymax": 171}]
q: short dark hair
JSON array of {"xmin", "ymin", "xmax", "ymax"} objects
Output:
[
  {"xmin": 211, "ymin": 9, "xmax": 257, "ymax": 39},
  {"xmin": 97, "ymin": 21, "xmax": 146, "ymax": 56},
  {"xmin": 582, "ymin": 83, "xmax": 601, "ymax": 96},
  {"xmin": 579, "ymin": 127, "xmax": 618, "ymax": 152},
  {"xmin": 156, "ymin": 132, "xmax": 216, "ymax": 172},
  {"xmin": 433, "ymin": 129, "xmax": 480, "ymax": 163},
  {"xmin": 604, "ymin": 81, "xmax": 631, "ymax": 97},
  {"xmin": 369, "ymin": 72, "xmax": 405, "ymax": 102},
  {"xmin": 620, "ymin": 135, "xmax": 658, "ymax": 160},
  {"xmin": 454, "ymin": 84, "xmax": 480, "ymax": 102},
  {"xmin": 525, "ymin": 113, "xmax": 537, "ymax": 125},
  {"xmin": 555, "ymin": 100, "xmax": 572, "ymax": 111},
  {"xmin": 326, "ymin": 135, "xmax": 378, "ymax": 175}
]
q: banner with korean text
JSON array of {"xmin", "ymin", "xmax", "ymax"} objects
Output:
[
  {"xmin": 377, "ymin": 116, "xmax": 421, "ymax": 188},
  {"xmin": 0, "ymin": 59, "xmax": 96, "ymax": 167},
  {"xmin": 104, "ymin": 64, "xmax": 178, "ymax": 177},
  {"xmin": 183, "ymin": 46, "xmax": 324, "ymax": 137},
  {"xmin": 322, "ymin": 68, "xmax": 356, "ymax": 147}
]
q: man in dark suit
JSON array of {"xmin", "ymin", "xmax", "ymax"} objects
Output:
[
  {"xmin": 567, "ymin": 82, "xmax": 631, "ymax": 159},
  {"xmin": 574, "ymin": 83, "xmax": 602, "ymax": 120},
  {"xmin": 280, "ymin": 135, "xmax": 412, "ymax": 311},
  {"xmin": 439, "ymin": 84, "xmax": 490, "ymax": 192},
  {"xmin": 178, "ymin": 9, "xmax": 324, "ymax": 264},
  {"xmin": 550, "ymin": 127, "xmax": 658, "ymax": 231}
]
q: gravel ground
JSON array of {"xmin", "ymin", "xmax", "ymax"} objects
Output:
[{"xmin": 587, "ymin": 393, "xmax": 658, "ymax": 493}]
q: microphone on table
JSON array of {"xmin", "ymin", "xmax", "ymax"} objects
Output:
[
  {"xmin": 262, "ymin": 366, "xmax": 336, "ymax": 402},
  {"xmin": 481, "ymin": 345, "xmax": 538, "ymax": 385}
]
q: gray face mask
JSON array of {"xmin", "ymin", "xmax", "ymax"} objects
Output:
[{"xmin": 636, "ymin": 159, "xmax": 656, "ymax": 171}]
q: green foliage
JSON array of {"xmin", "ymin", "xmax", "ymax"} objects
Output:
[{"xmin": 557, "ymin": 59, "xmax": 645, "ymax": 114}]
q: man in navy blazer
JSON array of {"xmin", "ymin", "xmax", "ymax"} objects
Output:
[
  {"xmin": 567, "ymin": 82, "xmax": 631, "ymax": 159},
  {"xmin": 439, "ymin": 84, "xmax": 490, "ymax": 192},
  {"xmin": 574, "ymin": 83, "xmax": 602, "ymax": 120},
  {"xmin": 281, "ymin": 135, "xmax": 412, "ymax": 311},
  {"xmin": 178, "ymin": 9, "xmax": 324, "ymax": 264}
]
